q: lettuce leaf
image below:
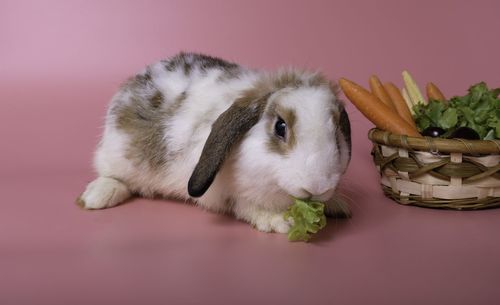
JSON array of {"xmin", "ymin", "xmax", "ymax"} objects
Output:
[{"xmin": 284, "ymin": 198, "xmax": 326, "ymax": 242}]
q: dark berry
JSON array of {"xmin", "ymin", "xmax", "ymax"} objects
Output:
[{"xmin": 422, "ymin": 127, "xmax": 446, "ymax": 137}]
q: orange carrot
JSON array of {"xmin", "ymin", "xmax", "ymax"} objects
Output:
[
  {"xmin": 426, "ymin": 82, "xmax": 446, "ymax": 102},
  {"xmin": 339, "ymin": 78, "xmax": 422, "ymax": 137},
  {"xmin": 383, "ymin": 82, "xmax": 417, "ymax": 129},
  {"xmin": 369, "ymin": 75, "xmax": 396, "ymax": 111}
]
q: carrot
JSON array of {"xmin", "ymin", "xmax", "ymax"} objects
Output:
[
  {"xmin": 383, "ymin": 82, "xmax": 417, "ymax": 129},
  {"xmin": 339, "ymin": 78, "xmax": 422, "ymax": 137},
  {"xmin": 369, "ymin": 75, "xmax": 396, "ymax": 111},
  {"xmin": 426, "ymin": 82, "xmax": 446, "ymax": 102}
]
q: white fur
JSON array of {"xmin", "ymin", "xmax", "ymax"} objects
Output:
[{"xmin": 79, "ymin": 54, "xmax": 350, "ymax": 233}]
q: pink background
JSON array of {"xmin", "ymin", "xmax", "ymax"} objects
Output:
[{"xmin": 1, "ymin": 1, "xmax": 499, "ymax": 304}]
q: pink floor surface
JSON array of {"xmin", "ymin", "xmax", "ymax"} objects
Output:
[{"xmin": 2, "ymin": 140, "xmax": 500, "ymax": 305}]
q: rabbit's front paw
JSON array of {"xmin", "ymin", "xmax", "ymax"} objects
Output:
[{"xmin": 254, "ymin": 212, "xmax": 292, "ymax": 233}]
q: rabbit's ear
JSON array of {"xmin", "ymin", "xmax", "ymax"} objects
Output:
[
  {"xmin": 188, "ymin": 93, "xmax": 270, "ymax": 197},
  {"xmin": 338, "ymin": 106, "xmax": 351, "ymax": 155}
]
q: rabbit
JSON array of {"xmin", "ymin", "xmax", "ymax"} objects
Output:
[{"xmin": 77, "ymin": 52, "xmax": 352, "ymax": 233}]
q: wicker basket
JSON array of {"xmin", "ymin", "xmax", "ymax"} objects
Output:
[{"xmin": 368, "ymin": 128, "xmax": 500, "ymax": 210}]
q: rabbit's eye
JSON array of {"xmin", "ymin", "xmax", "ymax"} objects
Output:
[{"xmin": 274, "ymin": 117, "xmax": 287, "ymax": 139}]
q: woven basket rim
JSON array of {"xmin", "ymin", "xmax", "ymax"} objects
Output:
[{"xmin": 368, "ymin": 128, "xmax": 500, "ymax": 154}]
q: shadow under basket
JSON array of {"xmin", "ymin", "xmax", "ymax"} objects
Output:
[{"xmin": 368, "ymin": 129, "xmax": 500, "ymax": 210}]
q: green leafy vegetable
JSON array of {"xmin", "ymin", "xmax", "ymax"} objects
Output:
[
  {"xmin": 413, "ymin": 82, "xmax": 500, "ymax": 139},
  {"xmin": 284, "ymin": 198, "xmax": 326, "ymax": 242},
  {"xmin": 440, "ymin": 108, "xmax": 458, "ymax": 129}
]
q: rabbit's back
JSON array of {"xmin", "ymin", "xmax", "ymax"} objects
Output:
[{"xmin": 94, "ymin": 53, "xmax": 258, "ymax": 197}]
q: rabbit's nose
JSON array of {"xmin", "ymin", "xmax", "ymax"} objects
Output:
[{"xmin": 298, "ymin": 189, "xmax": 313, "ymax": 200}]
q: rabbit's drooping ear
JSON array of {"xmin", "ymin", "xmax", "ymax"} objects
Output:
[
  {"xmin": 339, "ymin": 106, "xmax": 351, "ymax": 156},
  {"xmin": 188, "ymin": 93, "xmax": 270, "ymax": 197}
]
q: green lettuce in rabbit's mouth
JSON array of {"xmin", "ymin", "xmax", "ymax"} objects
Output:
[{"xmin": 284, "ymin": 198, "xmax": 327, "ymax": 242}]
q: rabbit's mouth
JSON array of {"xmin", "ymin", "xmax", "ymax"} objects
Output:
[
  {"xmin": 287, "ymin": 186, "xmax": 336, "ymax": 203},
  {"xmin": 286, "ymin": 189, "xmax": 332, "ymax": 203}
]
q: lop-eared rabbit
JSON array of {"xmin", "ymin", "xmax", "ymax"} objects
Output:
[{"xmin": 78, "ymin": 52, "xmax": 351, "ymax": 233}]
